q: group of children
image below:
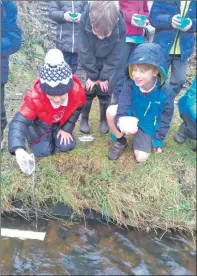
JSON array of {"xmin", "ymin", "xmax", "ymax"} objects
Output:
[{"xmin": 1, "ymin": 1, "xmax": 196, "ymax": 174}]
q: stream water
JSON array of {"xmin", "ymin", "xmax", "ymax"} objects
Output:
[{"xmin": 1, "ymin": 217, "xmax": 196, "ymax": 275}]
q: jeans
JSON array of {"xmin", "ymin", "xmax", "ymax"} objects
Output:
[
  {"xmin": 167, "ymin": 54, "xmax": 188, "ymax": 96},
  {"xmin": 63, "ymin": 52, "xmax": 78, "ymax": 74}
]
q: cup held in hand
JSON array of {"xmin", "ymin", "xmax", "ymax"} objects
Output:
[
  {"xmin": 176, "ymin": 16, "xmax": 190, "ymax": 30},
  {"xmin": 69, "ymin": 13, "xmax": 79, "ymax": 20},
  {"xmin": 23, "ymin": 153, "xmax": 35, "ymax": 175},
  {"xmin": 133, "ymin": 14, "xmax": 147, "ymax": 27},
  {"xmin": 119, "ymin": 116, "xmax": 139, "ymax": 133}
]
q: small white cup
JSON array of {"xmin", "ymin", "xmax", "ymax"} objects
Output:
[{"xmin": 119, "ymin": 116, "xmax": 139, "ymax": 133}]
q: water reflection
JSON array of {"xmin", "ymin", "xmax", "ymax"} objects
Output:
[{"xmin": 1, "ymin": 217, "xmax": 196, "ymax": 275}]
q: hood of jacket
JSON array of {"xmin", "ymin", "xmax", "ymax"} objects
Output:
[{"xmin": 127, "ymin": 43, "xmax": 167, "ymax": 86}]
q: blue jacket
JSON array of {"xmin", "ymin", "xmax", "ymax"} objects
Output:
[
  {"xmin": 116, "ymin": 43, "xmax": 175, "ymax": 148},
  {"xmin": 1, "ymin": 1, "xmax": 22, "ymax": 84},
  {"xmin": 178, "ymin": 77, "xmax": 196, "ymax": 124},
  {"xmin": 149, "ymin": 0, "xmax": 196, "ymax": 62}
]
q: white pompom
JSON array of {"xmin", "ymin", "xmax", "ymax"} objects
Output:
[{"xmin": 45, "ymin": 49, "xmax": 65, "ymax": 66}]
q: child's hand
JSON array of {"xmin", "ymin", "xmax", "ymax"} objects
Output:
[
  {"xmin": 85, "ymin": 79, "xmax": 98, "ymax": 92},
  {"xmin": 64, "ymin": 11, "xmax": 74, "ymax": 22},
  {"xmin": 98, "ymin": 80, "xmax": 109, "ymax": 92},
  {"xmin": 74, "ymin": 13, "xmax": 81, "ymax": 23},
  {"xmin": 154, "ymin": 147, "xmax": 163, "ymax": 154},
  {"xmin": 57, "ymin": 129, "xmax": 73, "ymax": 145},
  {"xmin": 182, "ymin": 18, "xmax": 192, "ymax": 32},
  {"xmin": 171, "ymin": 14, "xmax": 182, "ymax": 29}
]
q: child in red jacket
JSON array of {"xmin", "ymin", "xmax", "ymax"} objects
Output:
[
  {"xmin": 8, "ymin": 49, "xmax": 86, "ymax": 174},
  {"xmin": 111, "ymin": 0, "xmax": 149, "ymax": 105}
]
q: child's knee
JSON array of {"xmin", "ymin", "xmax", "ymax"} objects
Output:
[
  {"xmin": 134, "ymin": 150, "xmax": 149, "ymax": 163},
  {"xmin": 106, "ymin": 105, "xmax": 118, "ymax": 119}
]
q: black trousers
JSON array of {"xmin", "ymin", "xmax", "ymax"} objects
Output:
[{"xmin": 181, "ymin": 113, "xmax": 196, "ymax": 140}]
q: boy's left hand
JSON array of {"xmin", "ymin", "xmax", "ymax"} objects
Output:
[
  {"xmin": 154, "ymin": 147, "xmax": 163, "ymax": 154},
  {"xmin": 57, "ymin": 129, "xmax": 73, "ymax": 145},
  {"xmin": 182, "ymin": 18, "xmax": 192, "ymax": 31},
  {"xmin": 98, "ymin": 80, "xmax": 109, "ymax": 92}
]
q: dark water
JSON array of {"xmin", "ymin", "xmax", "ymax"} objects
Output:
[{"xmin": 1, "ymin": 217, "xmax": 196, "ymax": 275}]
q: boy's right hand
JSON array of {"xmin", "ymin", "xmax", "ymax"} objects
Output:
[
  {"xmin": 171, "ymin": 14, "xmax": 182, "ymax": 29},
  {"xmin": 64, "ymin": 11, "xmax": 74, "ymax": 22},
  {"xmin": 85, "ymin": 79, "xmax": 98, "ymax": 92},
  {"xmin": 15, "ymin": 149, "xmax": 35, "ymax": 174}
]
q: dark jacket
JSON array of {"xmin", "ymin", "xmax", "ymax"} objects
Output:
[
  {"xmin": 149, "ymin": 0, "xmax": 196, "ymax": 62},
  {"xmin": 1, "ymin": 1, "xmax": 22, "ymax": 84},
  {"xmin": 116, "ymin": 43, "xmax": 175, "ymax": 148},
  {"xmin": 8, "ymin": 76, "xmax": 86, "ymax": 154},
  {"xmin": 78, "ymin": 4, "xmax": 126, "ymax": 84},
  {"xmin": 49, "ymin": 1, "xmax": 88, "ymax": 53},
  {"xmin": 179, "ymin": 77, "xmax": 196, "ymax": 124}
]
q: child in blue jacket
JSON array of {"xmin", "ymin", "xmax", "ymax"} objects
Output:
[
  {"xmin": 174, "ymin": 77, "xmax": 196, "ymax": 145},
  {"xmin": 149, "ymin": 1, "xmax": 196, "ymax": 96},
  {"xmin": 1, "ymin": 1, "xmax": 22, "ymax": 150},
  {"xmin": 107, "ymin": 43, "xmax": 175, "ymax": 162}
]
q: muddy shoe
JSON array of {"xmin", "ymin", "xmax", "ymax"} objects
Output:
[
  {"xmin": 108, "ymin": 141, "xmax": 127, "ymax": 160},
  {"xmin": 174, "ymin": 122, "xmax": 187, "ymax": 144}
]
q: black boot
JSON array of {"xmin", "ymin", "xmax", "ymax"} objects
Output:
[
  {"xmin": 80, "ymin": 101, "xmax": 92, "ymax": 134},
  {"xmin": 99, "ymin": 99, "xmax": 110, "ymax": 134},
  {"xmin": 174, "ymin": 122, "xmax": 187, "ymax": 144}
]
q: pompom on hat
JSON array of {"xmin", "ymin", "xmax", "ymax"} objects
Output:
[{"xmin": 39, "ymin": 49, "xmax": 73, "ymax": 96}]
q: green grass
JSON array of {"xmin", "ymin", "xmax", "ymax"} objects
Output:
[{"xmin": 1, "ymin": 47, "xmax": 196, "ymax": 238}]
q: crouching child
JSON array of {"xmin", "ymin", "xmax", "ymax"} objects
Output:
[
  {"xmin": 8, "ymin": 49, "xmax": 86, "ymax": 173},
  {"xmin": 107, "ymin": 43, "xmax": 175, "ymax": 162}
]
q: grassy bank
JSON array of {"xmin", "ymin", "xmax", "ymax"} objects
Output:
[{"xmin": 1, "ymin": 44, "xmax": 196, "ymax": 237}]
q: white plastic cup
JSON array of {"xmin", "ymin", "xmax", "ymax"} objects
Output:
[
  {"xmin": 119, "ymin": 116, "xmax": 139, "ymax": 133},
  {"xmin": 24, "ymin": 153, "xmax": 35, "ymax": 175}
]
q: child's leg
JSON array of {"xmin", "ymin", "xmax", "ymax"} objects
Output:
[
  {"xmin": 30, "ymin": 132, "xmax": 54, "ymax": 157},
  {"xmin": 106, "ymin": 105, "xmax": 122, "ymax": 139},
  {"xmin": 70, "ymin": 53, "xmax": 78, "ymax": 74},
  {"xmin": 174, "ymin": 113, "xmax": 196, "ymax": 143},
  {"xmin": 168, "ymin": 55, "xmax": 188, "ymax": 97},
  {"xmin": 55, "ymin": 134, "xmax": 76, "ymax": 153},
  {"xmin": 97, "ymin": 91, "xmax": 111, "ymax": 134},
  {"xmin": 133, "ymin": 129, "xmax": 152, "ymax": 163},
  {"xmin": 1, "ymin": 84, "xmax": 7, "ymax": 150}
]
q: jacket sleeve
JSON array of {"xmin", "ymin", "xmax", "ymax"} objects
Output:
[
  {"xmin": 152, "ymin": 89, "xmax": 175, "ymax": 148},
  {"xmin": 1, "ymin": 2, "xmax": 22, "ymax": 57},
  {"xmin": 143, "ymin": 1, "xmax": 150, "ymax": 19},
  {"xmin": 78, "ymin": 6, "xmax": 99, "ymax": 81},
  {"xmin": 149, "ymin": 1, "xmax": 173, "ymax": 29},
  {"xmin": 8, "ymin": 112, "xmax": 32, "ymax": 155},
  {"xmin": 99, "ymin": 13, "xmax": 126, "ymax": 82},
  {"xmin": 115, "ymin": 81, "xmax": 132, "ymax": 125},
  {"xmin": 61, "ymin": 106, "xmax": 83, "ymax": 133},
  {"xmin": 49, "ymin": 1, "xmax": 67, "ymax": 24}
]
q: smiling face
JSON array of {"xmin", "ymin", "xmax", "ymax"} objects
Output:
[
  {"xmin": 131, "ymin": 64, "xmax": 159, "ymax": 90},
  {"xmin": 46, "ymin": 94, "xmax": 68, "ymax": 106}
]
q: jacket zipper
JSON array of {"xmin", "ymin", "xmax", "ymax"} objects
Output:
[
  {"xmin": 173, "ymin": 1, "xmax": 188, "ymax": 55},
  {"xmin": 144, "ymin": 101, "xmax": 151, "ymax": 116},
  {"xmin": 71, "ymin": 0, "xmax": 75, "ymax": 53},
  {"xmin": 60, "ymin": 25, "xmax": 62, "ymax": 40}
]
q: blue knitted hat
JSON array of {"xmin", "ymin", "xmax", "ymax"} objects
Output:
[{"xmin": 39, "ymin": 49, "xmax": 73, "ymax": 96}]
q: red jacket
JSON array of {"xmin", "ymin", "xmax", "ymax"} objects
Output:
[
  {"xmin": 119, "ymin": 1, "xmax": 149, "ymax": 36},
  {"xmin": 19, "ymin": 75, "xmax": 86, "ymax": 126}
]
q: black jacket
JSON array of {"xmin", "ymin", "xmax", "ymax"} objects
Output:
[
  {"xmin": 78, "ymin": 4, "xmax": 126, "ymax": 82},
  {"xmin": 49, "ymin": 1, "xmax": 88, "ymax": 53}
]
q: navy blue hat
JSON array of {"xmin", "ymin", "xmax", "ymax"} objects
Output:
[
  {"xmin": 128, "ymin": 43, "xmax": 167, "ymax": 85},
  {"xmin": 39, "ymin": 49, "xmax": 73, "ymax": 96}
]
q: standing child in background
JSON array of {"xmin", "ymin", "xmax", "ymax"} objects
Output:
[
  {"xmin": 8, "ymin": 49, "xmax": 86, "ymax": 174},
  {"xmin": 49, "ymin": 1, "xmax": 88, "ymax": 73},
  {"xmin": 107, "ymin": 43, "xmax": 175, "ymax": 162},
  {"xmin": 111, "ymin": 0, "xmax": 149, "ymax": 105},
  {"xmin": 174, "ymin": 77, "xmax": 196, "ymax": 147},
  {"xmin": 78, "ymin": 1, "xmax": 126, "ymax": 134},
  {"xmin": 150, "ymin": 1, "xmax": 196, "ymax": 96},
  {"xmin": 1, "ymin": 1, "xmax": 22, "ymax": 150}
]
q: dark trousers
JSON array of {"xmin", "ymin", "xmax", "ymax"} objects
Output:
[
  {"xmin": 1, "ymin": 84, "xmax": 7, "ymax": 133},
  {"xmin": 181, "ymin": 113, "xmax": 196, "ymax": 140},
  {"xmin": 63, "ymin": 52, "xmax": 78, "ymax": 74},
  {"xmin": 85, "ymin": 86, "xmax": 111, "ymax": 103},
  {"xmin": 30, "ymin": 125, "xmax": 76, "ymax": 157},
  {"xmin": 167, "ymin": 54, "xmax": 188, "ymax": 97}
]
